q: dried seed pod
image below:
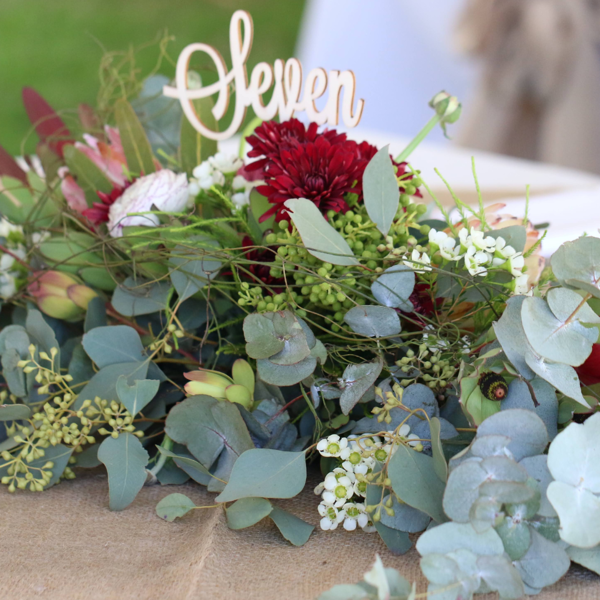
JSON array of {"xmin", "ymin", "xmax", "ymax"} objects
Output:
[{"xmin": 478, "ymin": 372, "xmax": 508, "ymax": 401}]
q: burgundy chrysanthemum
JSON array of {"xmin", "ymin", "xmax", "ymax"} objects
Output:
[
  {"xmin": 246, "ymin": 119, "xmax": 346, "ymax": 176},
  {"xmin": 241, "ymin": 236, "xmax": 285, "ymax": 291},
  {"xmin": 246, "ymin": 118, "xmax": 421, "ymax": 223},
  {"xmin": 82, "ymin": 182, "xmax": 133, "ymax": 226},
  {"xmin": 256, "ymin": 135, "xmax": 367, "ymax": 222}
]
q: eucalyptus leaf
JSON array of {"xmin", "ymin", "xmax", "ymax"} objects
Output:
[
  {"xmin": 284, "ymin": 199, "xmax": 359, "ymax": 266},
  {"xmin": 169, "ymin": 239, "xmax": 221, "ymax": 302},
  {"xmin": 226, "ymin": 497, "xmax": 273, "ymax": 529},
  {"xmin": 82, "ymin": 325, "xmax": 145, "ymax": 368},
  {"xmin": 344, "ymin": 305, "xmax": 401, "ymax": 338},
  {"xmin": 371, "ymin": 264, "xmax": 415, "ymax": 311},
  {"xmin": 116, "ymin": 376, "xmax": 160, "ymax": 416},
  {"xmin": 388, "ymin": 445, "xmax": 446, "ymax": 523},
  {"xmin": 430, "ymin": 417, "xmax": 448, "ymax": 482},
  {"xmin": 156, "ymin": 493, "xmax": 196, "ymax": 522},
  {"xmin": 362, "ymin": 145, "xmax": 400, "ymax": 237},
  {"xmin": 339, "ymin": 357, "xmax": 383, "ymax": 415},
  {"xmin": 111, "ymin": 277, "xmax": 171, "ymax": 317},
  {"xmin": 514, "ymin": 529, "xmax": 570, "ymax": 589},
  {"xmin": 216, "ymin": 449, "xmax": 306, "ymax": 503},
  {"xmin": 156, "ymin": 446, "xmax": 211, "ymax": 485},
  {"xmin": 257, "ymin": 356, "xmax": 317, "ymax": 387},
  {"xmin": 416, "ymin": 522, "xmax": 504, "ymax": 556},
  {"xmin": 165, "ymin": 396, "xmax": 254, "ymax": 475},
  {"xmin": 495, "ymin": 518, "xmax": 531, "ymax": 560},
  {"xmin": 269, "ymin": 506, "xmax": 314, "ymax": 546},
  {"xmin": 443, "ymin": 460, "xmax": 488, "ymax": 523},
  {"xmin": 0, "ymin": 404, "xmax": 31, "ymax": 421},
  {"xmin": 521, "ymin": 295, "xmax": 597, "ymax": 366},
  {"xmin": 476, "ymin": 409, "xmax": 548, "ymax": 461},
  {"xmin": 551, "ymin": 236, "xmax": 600, "ymax": 298},
  {"xmin": 567, "ymin": 546, "xmax": 600, "ymax": 576},
  {"xmin": 97, "ymin": 432, "xmax": 149, "ymax": 511}
]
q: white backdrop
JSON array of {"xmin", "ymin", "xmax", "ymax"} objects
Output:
[{"xmin": 296, "ymin": 0, "xmax": 477, "ymax": 142}]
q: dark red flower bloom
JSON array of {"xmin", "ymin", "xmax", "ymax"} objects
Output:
[
  {"xmin": 81, "ymin": 181, "xmax": 133, "ymax": 226},
  {"xmin": 246, "ymin": 119, "xmax": 346, "ymax": 175},
  {"xmin": 576, "ymin": 343, "xmax": 600, "ymax": 386},
  {"xmin": 241, "ymin": 236, "xmax": 285, "ymax": 291},
  {"xmin": 246, "ymin": 118, "xmax": 421, "ymax": 223},
  {"xmin": 256, "ymin": 135, "xmax": 367, "ymax": 222}
]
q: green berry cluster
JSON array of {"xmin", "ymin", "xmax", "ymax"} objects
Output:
[
  {"xmin": 237, "ymin": 183, "xmax": 429, "ymax": 329},
  {"xmin": 0, "ymin": 344, "xmax": 144, "ymax": 493},
  {"xmin": 395, "ymin": 343, "xmax": 457, "ymax": 390}
]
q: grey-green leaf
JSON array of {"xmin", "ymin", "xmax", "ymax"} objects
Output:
[
  {"xmin": 226, "ymin": 497, "xmax": 273, "ymax": 529},
  {"xmin": 388, "ymin": 445, "xmax": 446, "ymax": 523},
  {"xmin": 156, "ymin": 493, "xmax": 196, "ymax": 522},
  {"xmin": 339, "ymin": 357, "xmax": 384, "ymax": 415},
  {"xmin": 371, "ymin": 264, "xmax": 415, "ymax": 310},
  {"xmin": 284, "ymin": 199, "xmax": 359, "ymax": 266},
  {"xmin": 216, "ymin": 449, "xmax": 306, "ymax": 503},
  {"xmin": 111, "ymin": 277, "xmax": 171, "ymax": 317},
  {"xmin": 0, "ymin": 404, "xmax": 31, "ymax": 421},
  {"xmin": 97, "ymin": 432, "xmax": 150, "ymax": 511},
  {"xmin": 363, "ymin": 145, "xmax": 400, "ymax": 236},
  {"xmin": 82, "ymin": 325, "xmax": 145, "ymax": 368},
  {"xmin": 114, "ymin": 98, "xmax": 156, "ymax": 176},
  {"xmin": 344, "ymin": 305, "xmax": 401, "ymax": 338},
  {"xmin": 116, "ymin": 376, "xmax": 160, "ymax": 416},
  {"xmin": 269, "ymin": 506, "xmax": 314, "ymax": 546}
]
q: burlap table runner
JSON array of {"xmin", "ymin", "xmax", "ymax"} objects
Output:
[{"xmin": 1, "ymin": 469, "xmax": 597, "ymax": 600}]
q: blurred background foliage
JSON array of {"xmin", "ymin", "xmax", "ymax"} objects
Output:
[{"xmin": 0, "ymin": 0, "xmax": 306, "ymax": 155}]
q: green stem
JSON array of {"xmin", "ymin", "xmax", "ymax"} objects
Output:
[
  {"xmin": 149, "ymin": 434, "xmax": 174, "ymax": 478},
  {"xmin": 395, "ymin": 114, "xmax": 440, "ymax": 163}
]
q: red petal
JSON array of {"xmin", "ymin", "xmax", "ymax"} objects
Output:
[
  {"xmin": 22, "ymin": 87, "xmax": 73, "ymax": 158},
  {"xmin": 0, "ymin": 143, "xmax": 28, "ymax": 184},
  {"xmin": 576, "ymin": 343, "xmax": 600, "ymax": 386}
]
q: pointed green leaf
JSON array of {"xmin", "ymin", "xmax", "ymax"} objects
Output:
[
  {"xmin": 98, "ymin": 432, "xmax": 149, "ymax": 511},
  {"xmin": 363, "ymin": 145, "xmax": 400, "ymax": 236},
  {"xmin": 116, "ymin": 376, "xmax": 160, "ymax": 416},
  {"xmin": 114, "ymin": 99, "xmax": 155, "ymax": 176},
  {"xmin": 216, "ymin": 449, "xmax": 306, "ymax": 503},
  {"xmin": 284, "ymin": 198, "xmax": 359, "ymax": 266},
  {"xmin": 226, "ymin": 497, "xmax": 273, "ymax": 529},
  {"xmin": 269, "ymin": 506, "xmax": 314, "ymax": 546},
  {"xmin": 0, "ymin": 404, "xmax": 31, "ymax": 421}
]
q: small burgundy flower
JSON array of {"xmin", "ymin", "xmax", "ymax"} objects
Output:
[
  {"xmin": 81, "ymin": 181, "xmax": 134, "ymax": 226},
  {"xmin": 576, "ymin": 343, "xmax": 600, "ymax": 386},
  {"xmin": 241, "ymin": 236, "xmax": 285, "ymax": 291}
]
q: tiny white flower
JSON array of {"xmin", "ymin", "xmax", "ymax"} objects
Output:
[
  {"xmin": 406, "ymin": 433, "xmax": 421, "ymax": 447},
  {"xmin": 405, "ymin": 249, "xmax": 431, "ymax": 273},
  {"xmin": 506, "ymin": 253, "xmax": 525, "ymax": 276},
  {"xmin": 314, "ymin": 481, "xmax": 325, "ymax": 495},
  {"xmin": 429, "ymin": 229, "xmax": 462, "ymax": 261},
  {"xmin": 231, "ymin": 191, "xmax": 250, "ymax": 207},
  {"xmin": 353, "ymin": 478, "xmax": 368, "ymax": 498},
  {"xmin": 464, "ymin": 245, "xmax": 490, "ymax": 276},
  {"xmin": 512, "ymin": 272, "xmax": 531, "ymax": 296},
  {"xmin": 494, "ymin": 236, "xmax": 517, "ymax": 259},
  {"xmin": 470, "ymin": 227, "xmax": 496, "ymax": 252},
  {"xmin": 0, "ymin": 218, "xmax": 23, "ymax": 239},
  {"xmin": 210, "ymin": 152, "xmax": 242, "ymax": 174},
  {"xmin": 318, "ymin": 502, "xmax": 345, "ymax": 531},
  {"xmin": 322, "ymin": 469, "xmax": 355, "ymax": 507},
  {"xmin": 342, "ymin": 503, "xmax": 370, "ymax": 531},
  {"xmin": 316, "ymin": 434, "xmax": 348, "ymax": 457}
]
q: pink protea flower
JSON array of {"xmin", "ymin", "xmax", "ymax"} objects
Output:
[
  {"xmin": 107, "ymin": 169, "xmax": 189, "ymax": 237},
  {"xmin": 60, "ymin": 126, "xmax": 128, "ymax": 216}
]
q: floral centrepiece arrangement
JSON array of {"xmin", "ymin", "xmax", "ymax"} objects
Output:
[{"xmin": 1, "ymin": 50, "xmax": 600, "ymax": 600}]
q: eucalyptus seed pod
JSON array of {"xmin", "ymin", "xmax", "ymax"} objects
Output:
[{"xmin": 478, "ymin": 372, "xmax": 508, "ymax": 401}]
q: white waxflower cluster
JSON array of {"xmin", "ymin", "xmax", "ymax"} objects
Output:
[
  {"xmin": 427, "ymin": 227, "xmax": 529, "ymax": 294},
  {"xmin": 314, "ymin": 431, "xmax": 417, "ymax": 533},
  {"xmin": 188, "ymin": 153, "xmax": 243, "ymax": 196},
  {"xmin": 0, "ymin": 219, "xmax": 26, "ymax": 300}
]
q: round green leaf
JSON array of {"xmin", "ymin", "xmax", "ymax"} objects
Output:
[
  {"xmin": 156, "ymin": 493, "xmax": 196, "ymax": 522},
  {"xmin": 226, "ymin": 497, "xmax": 273, "ymax": 529}
]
